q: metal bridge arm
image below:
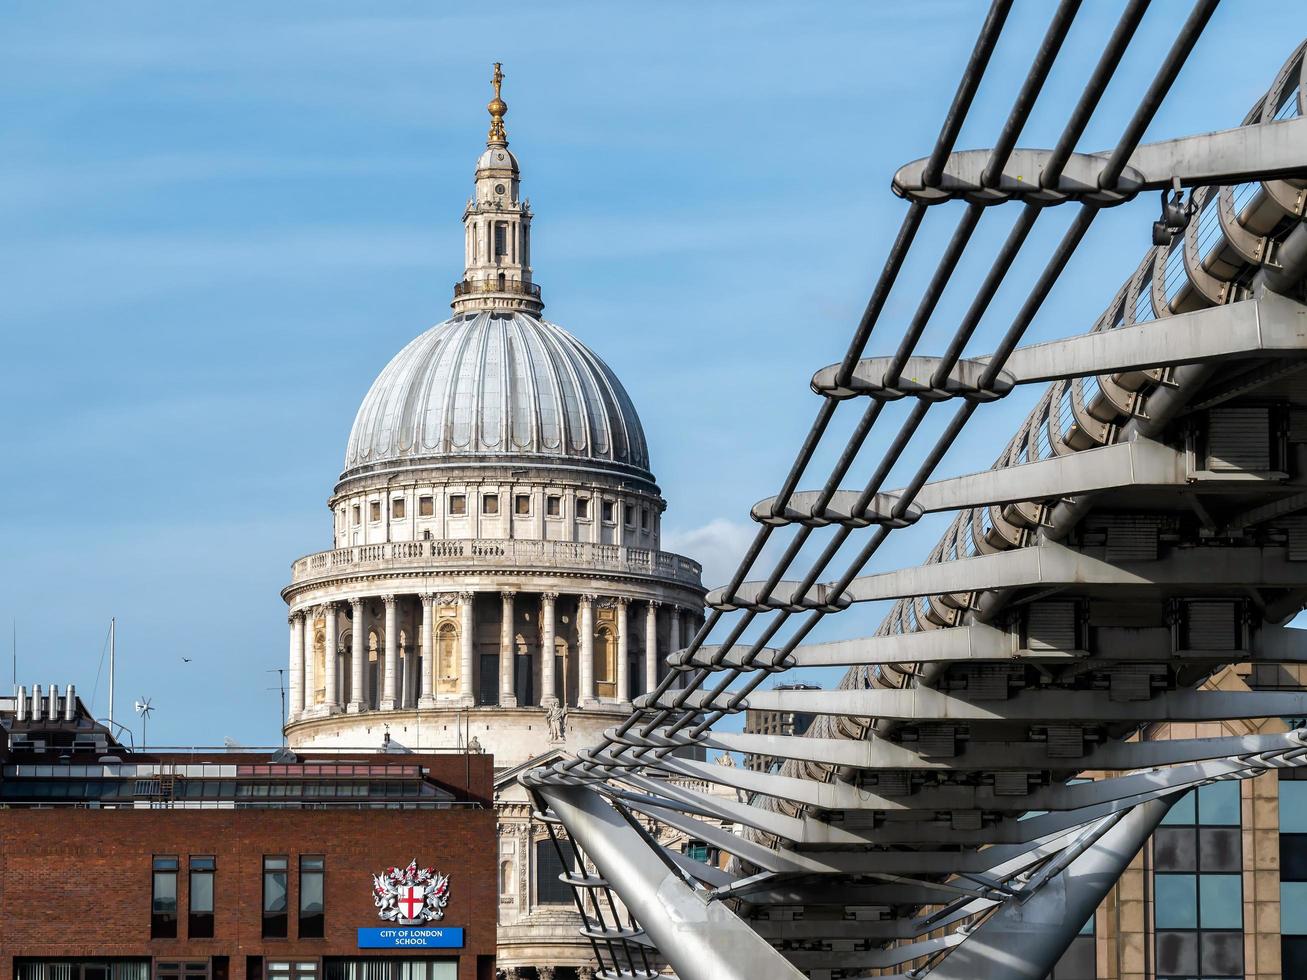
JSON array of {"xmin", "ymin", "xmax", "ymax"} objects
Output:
[
  {"xmin": 534, "ymin": 781, "xmax": 806, "ymax": 980},
  {"xmin": 928, "ymin": 796, "xmax": 1177, "ymax": 980}
]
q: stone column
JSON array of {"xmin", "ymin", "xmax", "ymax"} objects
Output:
[
  {"xmin": 419, "ymin": 593, "xmax": 436, "ymax": 708},
  {"xmin": 459, "ymin": 591, "xmax": 475, "ymax": 705},
  {"xmin": 645, "ymin": 600, "xmax": 660, "ymax": 694},
  {"xmin": 302, "ymin": 609, "xmax": 315, "ymax": 710},
  {"xmin": 402, "ymin": 604, "xmax": 417, "ymax": 708},
  {"xmin": 615, "ymin": 597, "xmax": 629, "ymax": 704},
  {"xmin": 288, "ymin": 611, "xmax": 304, "ymax": 721},
  {"xmin": 536, "ymin": 968, "xmax": 555, "ymax": 980},
  {"xmin": 381, "ymin": 595, "xmax": 398, "ymax": 710},
  {"xmin": 348, "ymin": 598, "xmax": 365, "ymax": 712},
  {"xmin": 323, "ymin": 602, "xmax": 339, "ymax": 710},
  {"xmin": 578, "ymin": 593, "xmax": 596, "ymax": 707},
  {"xmin": 500, "ymin": 591, "xmax": 518, "ymax": 707},
  {"xmin": 670, "ymin": 605, "xmax": 684, "ymax": 690},
  {"xmin": 539, "ymin": 592, "xmax": 558, "ymax": 706}
]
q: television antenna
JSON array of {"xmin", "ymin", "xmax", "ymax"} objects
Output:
[{"xmin": 134, "ymin": 696, "xmax": 155, "ymax": 750}]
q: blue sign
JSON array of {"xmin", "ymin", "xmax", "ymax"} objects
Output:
[{"xmin": 358, "ymin": 926, "xmax": 465, "ymax": 949}]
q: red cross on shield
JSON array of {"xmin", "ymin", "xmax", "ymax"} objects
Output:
[{"xmin": 398, "ymin": 884, "xmax": 426, "ymax": 920}]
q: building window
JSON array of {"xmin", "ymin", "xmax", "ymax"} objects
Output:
[
  {"xmin": 602, "ymin": 501, "xmax": 615, "ymax": 523},
  {"xmin": 368, "ymin": 501, "xmax": 381, "ymax": 523},
  {"xmin": 266, "ymin": 964, "xmax": 318, "ymax": 980},
  {"xmin": 1048, "ymin": 915, "xmax": 1095, "ymax": 980},
  {"xmin": 391, "ymin": 497, "xmax": 406, "ymax": 520},
  {"xmin": 351, "ymin": 505, "xmax": 360, "ymax": 526},
  {"xmin": 324, "ymin": 964, "xmax": 454, "ymax": 980},
  {"xmin": 17, "ymin": 964, "xmax": 151, "ymax": 980},
  {"xmin": 1154, "ymin": 782, "xmax": 1243, "ymax": 978},
  {"xmin": 624, "ymin": 504, "xmax": 636, "ymax": 527},
  {"xmin": 299, "ymin": 855, "xmax": 325, "ymax": 938},
  {"xmin": 152, "ymin": 855, "xmax": 179, "ymax": 939},
  {"xmin": 1281, "ymin": 776, "xmax": 1307, "ymax": 972},
  {"xmin": 449, "ymin": 494, "xmax": 467, "ymax": 516},
  {"xmin": 546, "ymin": 495, "xmax": 561, "ymax": 517},
  {"xmin": 535, "ymin": 838, "xmax": 572, "ymax": 905},
  {"xmin": 156, "ymin": 964, "xmax": 211, "ymax": 980},
  {"xmin": 483, "ymin": 494, "xmax": 499, "ymax": 515},
  {"xmin": 189, "ymin": 855, "xmax": 215, "ymax": 939},
  {"xmin": 515, "ymin": 494, "xmax": 531, "ymax": 516},
  {"xmin": 419, "ymin": 495, "xmax": 434, "ymax": 517},
  {"xmin": 494, "ymin": 222, "xmax": 507, "ymax": 256},
  {"xmin": 576, "ymin": 497, "xmax": 590, "ymax": 520},
  {"xmin": 683, "ymin": 840, "xmax": 711, "ymax": 863},
  {"xmin": 262, "ymin": 856, "xmax": 289, "ymax": 938},
  {"xmin": 641, "ymin": 507, "xmax": 649, "ymax": 530}
]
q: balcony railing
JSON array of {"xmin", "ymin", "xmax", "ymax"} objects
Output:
[
  {"xmin": 453, "ymin": 277, "xmax": 541, "ymax": 299},
  {"xmin": 289, "ymin": 538, "xmax": 703, "ymax": 589}
]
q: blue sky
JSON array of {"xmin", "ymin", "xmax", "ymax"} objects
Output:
[{"xmin": 0, "ymin": 2, "xmax": 1293, "ymax": 746}]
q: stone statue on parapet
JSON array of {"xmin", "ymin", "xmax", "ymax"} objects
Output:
[{"xmin": 546, "ymin": 701, "xmax": 567, "ymax": 742}]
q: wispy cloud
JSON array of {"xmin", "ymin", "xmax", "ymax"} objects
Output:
[{"xmin": 664, "ymin": 518, "xmax": 773, "ymax": 590}]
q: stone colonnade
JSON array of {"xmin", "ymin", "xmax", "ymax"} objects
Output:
[{"xmin": 287, "ymin": 589, "xmax": 699, "ymax": 722}]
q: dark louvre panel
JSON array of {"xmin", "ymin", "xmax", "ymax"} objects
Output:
[
  {"xmin": 1207, "ymin": 406, "xmax": 1270, "ymax": 471},
  {"xmin": 1286, "ymin": 516, "xmax": 1307, "ymax": 561},
  {"xmin": 1027, "ymin": 602, "xmax": 1078, "ymax": 651},
  {"xmin": 1184, "ymin": 601, "xmax": 1237, "ymax": 650},
  {"xmin": 1103, "ymin": 517, "xmax": 1159, "ymax": 562}
]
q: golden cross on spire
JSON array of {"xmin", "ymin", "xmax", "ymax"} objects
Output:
[{"xmin": 487, "ymin": 62, "xmax": 508, "ymax": 145}]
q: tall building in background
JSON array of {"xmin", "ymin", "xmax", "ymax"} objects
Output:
[
  {"xmin": 742, "ymin": 682, "xmax": 820, "ymax": 772},
  {"xmin": 279, "ymin": 66, "xmax": 705, "ymax": 978}
]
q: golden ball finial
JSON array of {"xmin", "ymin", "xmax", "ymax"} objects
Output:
[{"xmin": 487, "ymin": 62, "xmax": 508, "ymax": 145}]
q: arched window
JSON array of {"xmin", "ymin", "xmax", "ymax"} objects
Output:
[
  {"xmin": 499, "ymin": 859, "xmax": 514, "ymax": 898},
  {"xmin": 595, "ymin": 625, "xmax": 616, "ymax": 699},
  {"xmin": 436, "ymin": 622, "xmax": 459, "ymax": 695}
]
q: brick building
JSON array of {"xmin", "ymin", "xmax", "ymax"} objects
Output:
[{"xmin": 0, "ymin": 687, "xmax": 496, "ymax": 980}]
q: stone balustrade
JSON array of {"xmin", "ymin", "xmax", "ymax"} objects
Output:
[{"xmin": 290, "ymin": 538, "xmax": 703, "ymax": 589}]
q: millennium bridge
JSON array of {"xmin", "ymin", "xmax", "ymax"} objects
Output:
[{"xmin": 523, "ymin": 2, "xmax": 1307, "ymax": 977}]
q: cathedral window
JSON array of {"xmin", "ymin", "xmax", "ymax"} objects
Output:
[
  {"xmin": 418, "ymin": 495, "xmax": 434, "ymax": 517},
  {"xmin": 515, "ymin": 494, "xmax": 531, "ymax": 516},
  {"xmin": 576, "ymin": 497, "xmax": 590, "ymax": 520},
  {"xmin": 535, "ymin": 839, "xmax": 572, "ymax": 905},
  {"xmin": 483, "ymin": 494, "xmax": 500, "ymax": 515},
  {"xmin": 449, "ymin": 495, "xmax": 467, "ymax": 516},
  {"xmin": 436, "ymin": 622, "xmax": 459, "ymax": 694},
  {"xmin": 391, "ymin": 498, "xmax": 406, "ymax": 520},
  {"xmin": 546, "ymin": 495, "xmax": 561, "ymax": 517},
  {"xmin": 494, "ymin": 222, "xmax": 507, "ymax": 257},
  {"xmin": 601, "ymin": 501, "xmax": 615, "ymax": 524},
  {"xmin": 624, "ymin": 504, "xmax": 635, "ymax": 527},
  {"xmin": 368, "ymin": 501, "xmax": 381, "ymax": 523},
  {"xmin": 351, "ymin": 505, "xmax": 360, "ymax": 526},
  {"xmin": 595, "ymin": 625, "xmax": 616, "ymax": 698},
  {"xmin": 641, "ymin": 508, "xmax": 650, "ymax": 531}
]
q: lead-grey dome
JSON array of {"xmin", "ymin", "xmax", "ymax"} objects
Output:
[{"xmin": 343, "ymin": 310, "xmax": 651, "ymax": 479}]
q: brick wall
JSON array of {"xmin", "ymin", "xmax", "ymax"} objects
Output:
[{"xmin": 0, "ymin": 806, "xmax": 496, "ymax": 980}]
